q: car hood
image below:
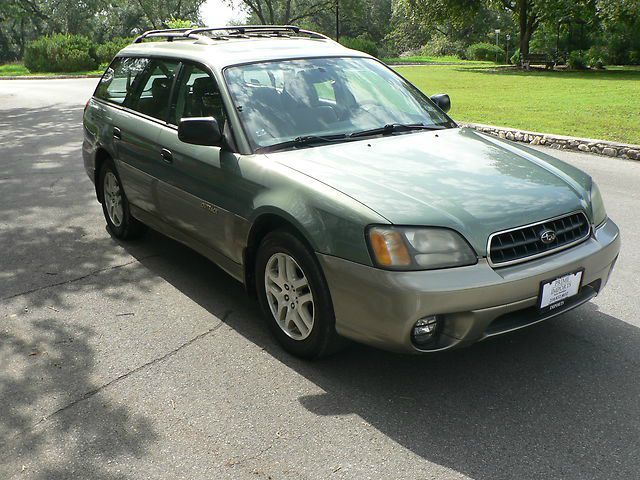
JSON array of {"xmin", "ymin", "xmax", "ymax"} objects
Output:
[{"xmin": 267, "ymin": 127, "xmax": 592, "ymax": 256}]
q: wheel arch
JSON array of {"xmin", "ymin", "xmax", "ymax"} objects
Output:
[
  {"xmin": 243, "ymin": 211, "xmax": 318, "ymax": 296},
  {"xmin": 94, "ymin": 147, "xmax": 113, "ymax": 202}
]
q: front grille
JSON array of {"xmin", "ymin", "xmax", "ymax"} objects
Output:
[{"xmin": 488, "ymin": 212, "xmax": 590, "ymax": 266}]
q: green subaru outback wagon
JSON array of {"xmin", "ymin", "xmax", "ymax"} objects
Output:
[{"xmin": 83, "ymin": 25, "xmax": 620, "ymax": 358}]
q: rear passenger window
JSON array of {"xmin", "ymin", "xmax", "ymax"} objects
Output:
[
  {"xmin": 129, "ymin": 59, "xmax": 179, "ymax": 121},
  {"xmin": 94, "ymin": 57, "xmax": 150, "ymax": 105},
  {"xmin": 170, "ymin": 64, "xmax": 225, "ymax": 128}
]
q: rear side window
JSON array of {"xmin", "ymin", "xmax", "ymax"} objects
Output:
[
  {"xmin": 129, "ymin": 59, "xmax": 179, "ymax": 121},
  {"xmin": 94, "ymin": 57, "xmax": 150, "ymax": 105}
]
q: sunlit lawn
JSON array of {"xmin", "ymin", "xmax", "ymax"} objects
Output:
[
  {"xmin": 383, "ymin": 55, "xmax": 494, "ymax": 66},
  {"xmin": 0, "ymin": 62, "xmax": 103, "ymax": 77},
  {"xmin": 395, "ymin": 64, "xmax": 640, "ymax": 144}
]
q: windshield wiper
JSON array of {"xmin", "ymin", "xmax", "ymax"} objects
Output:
[
  {"xmin": 349, "ymin": 123, "xmax": 446, "ymax": 138},
  {"xmin": 257, "ymin": 134, "xmax": 349, "ymax": 153}
]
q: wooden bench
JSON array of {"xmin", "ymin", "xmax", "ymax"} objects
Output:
[{"xmin": 520, "ymin": 53, "xmax": 565, "ymax": 69}]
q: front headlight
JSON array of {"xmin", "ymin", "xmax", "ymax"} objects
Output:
[
  {"xmin": 590, "ymin": 181, "xmax": 607, "ymax": 227},
  {"xmin": 367, "ymin": 226, "xmax": 477, "ymax": 270}
]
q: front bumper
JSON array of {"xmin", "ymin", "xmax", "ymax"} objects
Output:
[{"xmin": 318, "ymin": 218, "xmax": 620, "ymax": 353}]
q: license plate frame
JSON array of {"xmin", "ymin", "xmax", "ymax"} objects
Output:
[{"xmin": 537, "ymin": 269, "xmax": 584, "ymax": 313}]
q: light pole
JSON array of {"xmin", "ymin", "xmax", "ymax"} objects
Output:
[
  {"xmin": 495, "ymin": 29, "xmax": 501, "ymax": 63},
  {"xmin": 506, "ymin": 34, "xmax": 511, "ymax": 64}
]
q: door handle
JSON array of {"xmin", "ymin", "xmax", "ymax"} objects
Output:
[
  {"xmin": 160, "ymin": 148, "xmax": 173, "ymax": 164},
  {"xmin": 113, "ymin": 126, "xmax": 122, "ymax": 140}
]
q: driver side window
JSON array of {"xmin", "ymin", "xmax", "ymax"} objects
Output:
[{"xmin": 171, "ymin": 64, "xmax": 225, "ymax": 128}]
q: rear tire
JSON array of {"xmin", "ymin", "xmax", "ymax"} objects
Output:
[
  {"xmin": 99, "ymin": 158, "xmax": 147, "ymax": 240},
  {"xmin": 255, "ymin": 230, "xmax": 348, "ymax": 359}
]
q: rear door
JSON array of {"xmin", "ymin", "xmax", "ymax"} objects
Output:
[
  {"xmin": 117, "ymin": 58, "xmax": 179, "ymax": 215},
  {"xmin": 96, "ymin": 57, "xmax": 179, "ymax": 215},
  {"xmin": 94, "ymin": 57, "xmax": 153, "ymax": 210}
]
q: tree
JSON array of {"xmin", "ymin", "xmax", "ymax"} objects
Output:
[{"xmin": 229, "ymin": 0, "xmax": 334, "ymax": 25}]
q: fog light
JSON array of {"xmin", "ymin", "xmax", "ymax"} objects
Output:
[{"xmin": 411, "ymin": 315, "xmax": 440, "ymax": 347}]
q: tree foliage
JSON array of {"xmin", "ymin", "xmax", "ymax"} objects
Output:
[
  {"xmin": 0, "ymin": 0, "xmax": 205, "ymax": 61},
  {"xmin": 1, "ymin": 0, "xmax": 638, "ymax": 68}
]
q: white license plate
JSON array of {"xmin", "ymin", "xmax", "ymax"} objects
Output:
[{"xmin": 539, "ymin": 270, "xmax": 583, "ymax": 310}]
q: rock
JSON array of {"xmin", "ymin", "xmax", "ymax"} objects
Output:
[
  {"xmin": 540, "ymin": 138, "xmax": 546, "ymax": 145},
  {"xmin": 569, "ymin": 140, "xmax": 579, "ymax": 147},
  {"xmin": 591, "ymin": 146, "xmax": 601, "ymax": 154},
  {"xmin": 602, "ymin": 147, "xmax": 617, "ymax": 156},
  {"xmin": 515, "ymin": 133, "xmax": 523, "ymax": 141},
  {"xmin": 506, "ymin": 132, "xmax": 515, "ymax": 140},
  {"xmin": 530, "ymin": 136, "xmax": 541, "ymax": 145},
  {"xmin": 627, "ymin": 150, "xmax": 639, "ymax": 160},
  {"xmin": 498, "ymin": 131, "xmax": 506, "ymax": 139},
  {"xmin": 578, "ymin": 144, "xmax": 589, "ymax": 152},
  {"xmin": 551, "ymin": 143, "xmax": 561, "ymax": 149}
]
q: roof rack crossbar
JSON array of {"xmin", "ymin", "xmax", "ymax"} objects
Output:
[
  {"xmin": 134, "ymin": 25, "xmax": 332, "ymax": 44},
  {"xmin": 184, "ymin": 25, "xmax": 302, "ymax": 36},
  {"xmin": 134, "ymin": 28, "xmax": 193, "ymax": 43}
]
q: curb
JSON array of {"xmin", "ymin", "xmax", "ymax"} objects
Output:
[
  {"xmin": 0, "ymin": 74, "xmax": 101, "ymax": 80},
  {"xmin": 462, "ymin": 122, "xmax": 640, "ymax": 160}
]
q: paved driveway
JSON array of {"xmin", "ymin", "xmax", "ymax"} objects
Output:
[{"xmin": 1, "ymin": 78, "xmax": 639, "ymax": 480}]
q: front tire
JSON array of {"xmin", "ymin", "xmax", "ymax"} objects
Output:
[
  {"xmin": 255, "ymin": 230, "xmax": 347, "ymax": 359},
  {"xmin": 99, "ymin": 159, "xmax": 146, "ymax": 240}
]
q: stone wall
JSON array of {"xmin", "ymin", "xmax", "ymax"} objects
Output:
[{"xmin": 462, "ymin": 123, "xmax": 640, "ymax": 161}]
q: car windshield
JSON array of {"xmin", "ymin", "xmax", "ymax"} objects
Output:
[{"xmin": 223, "ymin": 57, "xmax": 455, "ymax": 151}]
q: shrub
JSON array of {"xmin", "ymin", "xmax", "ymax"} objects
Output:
[
  {"xmin": 567, "ymin": 50, "xmax": 588, "ymax": 70},
  {"xmin": 339, "ymin": 37, "xmax": 379, "ymax": 58},
  {"xmin": 466, "ymin": 42, "xmax": 504, "ymax": 62},
  {"xmin": 96, "ymin": 37, "xmax": 134, "ymax": 64},
  {"xmin": 587, "ymin": 46, "xmax": 607, "ymax": 69},
  {"xmin": 24, "ymin": 34, "xmax": 98, "ymax": 72},
  {"xmin": 420, "ymin": 33, "xmax": 466, "ymax": 58}
]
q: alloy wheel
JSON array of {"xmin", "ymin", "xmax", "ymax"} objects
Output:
[
  {"xmin": 103, "ymin": 171, "xmax": 124, "ymax": 227},
  {"xmin": 264, "ymin": 252, "xmax": 315, "ymax": 340}
]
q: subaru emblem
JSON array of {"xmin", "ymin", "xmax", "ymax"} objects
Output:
[{"xmin": 540, "ymin": 229, "xmax": 557, "ymax": 244}]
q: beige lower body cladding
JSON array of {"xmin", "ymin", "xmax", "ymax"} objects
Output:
[{"xmin": 463, "ymin": 123, "xmax": 640, "ymax": 160}]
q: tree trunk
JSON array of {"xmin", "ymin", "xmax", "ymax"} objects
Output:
[
  {"xmin": 518, "ymin": 0, "xmax": 529, "ymax": 62},
  {"xmin": 517, "ymin": 0, "xmax": 538, "ymax": 67}
]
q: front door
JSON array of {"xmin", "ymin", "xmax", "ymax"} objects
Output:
[{"xmin": 156, "ymin": 63, "xmax": 249, "ymax": 266}]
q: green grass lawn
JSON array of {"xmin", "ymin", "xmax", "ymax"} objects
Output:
[
  {"xmin": 383, "ymin": 55, "xmax": 494, "ymax": 66},
  {"xmin": 0, "ymin": 62, "xmax": 103, "ymax": 77},
  {"xmin": 396, "ymin": 64, "xmax": 640, "ymax": 144}
]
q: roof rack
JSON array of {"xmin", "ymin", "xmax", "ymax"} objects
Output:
[{"xmin": 133, "ymin": 25, "xmax": 332, "ymax": 44}]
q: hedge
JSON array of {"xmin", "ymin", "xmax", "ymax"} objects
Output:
[
  {"xmin": 24, "ymin": 34, "xmax": 98, "ymax": 72},
  {"xmin": 339, "ymin": 37, "xmax": 379, "ymax": 58},
  {"xmin": 466, "ymin": 42, "xmax": 504, "ymax": 62},
  {"xmin": 96, "ymin": 37, "xmax": 135, "ymax": 64}
]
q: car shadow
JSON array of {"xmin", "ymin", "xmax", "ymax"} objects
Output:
[{"xmin": 127, "ymin": 229, "xmax": 640, "ymax": 479}]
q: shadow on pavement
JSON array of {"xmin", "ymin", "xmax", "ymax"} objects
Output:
[
  {"xmin": 0, "ymin": 317, "xmax": 158, "ymax": 479},
  {"xmin": 129, "ymin": 230, "xmax": 640, "ymax": 480},
  {"xmin": 1, "ymin": 101, "xmax": 161, "ymax": 477}
]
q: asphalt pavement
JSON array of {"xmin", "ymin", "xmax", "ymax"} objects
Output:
[{"xmin": 1, "ymin": 78, "xmax": 639, "ymax": 480}]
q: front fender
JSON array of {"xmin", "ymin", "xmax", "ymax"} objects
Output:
[{"xmin": 250, "ymin": 181, "xmax": 385, "ymax": 266}]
